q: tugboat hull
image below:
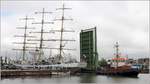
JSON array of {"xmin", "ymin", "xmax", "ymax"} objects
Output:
[
  {"xmin": 115, "ymin": 69, "xmax": 139, "ymax": 77},
  {"xmin": 96, "ymin": 68, "xmax": 139, "ymax": 77}
]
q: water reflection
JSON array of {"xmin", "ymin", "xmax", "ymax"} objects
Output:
[
  {"xmin": 1, "ymin": 74, "xmax": 150, "ymax": 84},
  {"xmin": 106, "ymin": 76, "xmax": 139, "ymax": 84},
  {"xmin": 79, "ymin": 73, "xmax": 96, "ymax": 83}
]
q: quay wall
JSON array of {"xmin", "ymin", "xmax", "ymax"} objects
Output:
[{"xmin": 1, "ymin": 70, "xmax": 63, "ymax": 77}]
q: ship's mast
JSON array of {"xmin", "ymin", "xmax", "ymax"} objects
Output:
[
  {"xmin": 60, "ymin": 4, "xmax": 65, "ymax": 61},
  {"xmin": 27, "ymin": 4, "xmax": 75, "ymax": 63},
  {"xmin": 54, "ymin": 3, "xmax": 74, "ymax": 62},
  {"xmin": 28, "ymin": 8, "xmax": 53, "ymax": 62},
  {"xmin": 49, "ymin": 49, "xmax": 52, "ymax": 58},
  {"xmin": 13, "ymin": 16, "xmax": 36, "ymax": 64}
]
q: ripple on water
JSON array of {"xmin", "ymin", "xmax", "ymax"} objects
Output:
[{"xmin": 1, "ymin": 74, "xmax": 150, "ymax": 84}]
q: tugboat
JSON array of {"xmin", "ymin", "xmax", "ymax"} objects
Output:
[{"xmin": 97, "ymin": 42, "xmax": 140, "ymax": 77}]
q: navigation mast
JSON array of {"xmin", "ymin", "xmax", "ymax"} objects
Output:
[{"xmin": 114, "ymin": 42, "xmax": 120, "ymax": 67}]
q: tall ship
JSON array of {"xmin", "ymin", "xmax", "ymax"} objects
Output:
[
  {"xmin": 10, "ymin": 3, "xmax": 86, "ymax": 69},
  {"xmin": 97, "ymin": 42, "xmax": 140, "ymax": 77}
]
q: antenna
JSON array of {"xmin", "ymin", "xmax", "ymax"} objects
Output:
[{"xmin": 13, "ymin": 15, "xmax": 36, "ymax": 64}]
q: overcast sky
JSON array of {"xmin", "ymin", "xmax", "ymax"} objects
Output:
[{"xmin": 1, "ymin": 1, "xmax": 149, "ymax": 61}]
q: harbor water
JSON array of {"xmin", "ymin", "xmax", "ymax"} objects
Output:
[{"xmin": 1, "ymin": 74, "xmax": 150, "ymax": 84}]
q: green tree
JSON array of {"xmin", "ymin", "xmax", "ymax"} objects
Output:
[{"xmin": 98, "ymin": 58, "xmax": 108, "ymax": 67}]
